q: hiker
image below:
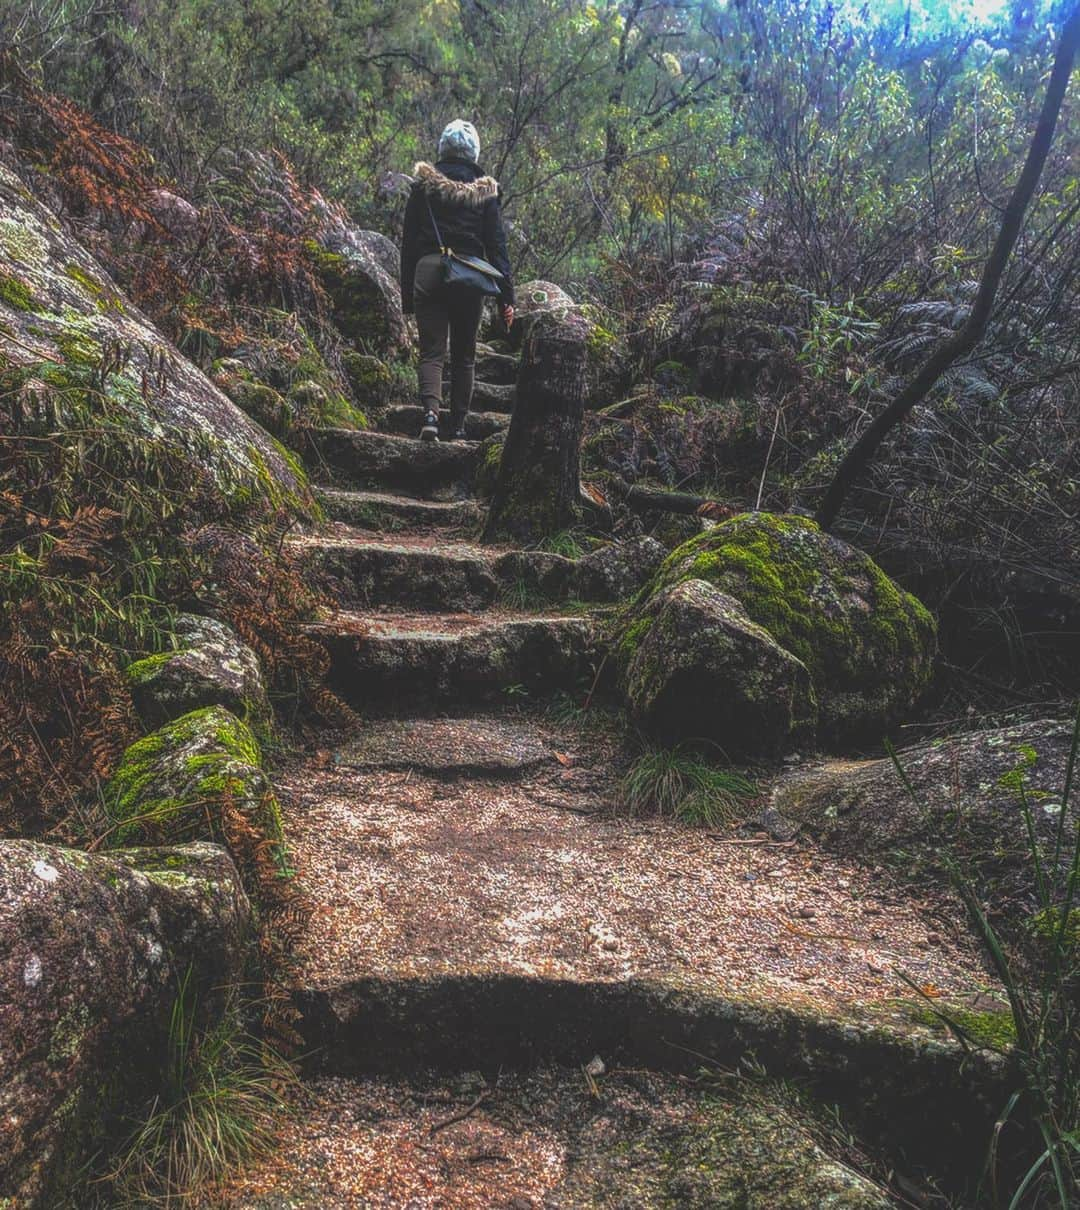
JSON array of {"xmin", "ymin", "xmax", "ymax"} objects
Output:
[{"xmin": 400, "ymin": 119, "xmax": 515, "ymax": 441}]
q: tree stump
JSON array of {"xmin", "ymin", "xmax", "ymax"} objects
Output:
[{"xmin": 484, "ymin": 309, "xmax": 589, "ymax": 545}]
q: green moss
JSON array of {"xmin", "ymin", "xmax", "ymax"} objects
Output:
[
  {"xmin": 124, "ymin": 651, "xmax": 175, "ymax": 686},
  {"xmin": 907, "ymin": 1003, "xmax": 1016, "ymax": 1051},
  {"xmin": 475, "ymin": 432, "xmax": 506, "ymax": 498},
  {"xmin": 63, "ymin": 262, "xmax": 104, "ymax": 297},
  {"xmin": 651, "ymin": 512, "xmax": 934, "ymax": 693},
  {"xmin": 0, "ymin": 272, "xmax": 36, "ymax": 312},
  {"xmin": 105, "ymin": 706, "xmax": 280, "ymax": 847}
]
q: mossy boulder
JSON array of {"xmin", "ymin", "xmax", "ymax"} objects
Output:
[
  {"xmin": 623, "ymin": 579, "xmax": 817, "ymax": 757},
  {"xmin": 212, "ymin": 365, "xmax": 293, "ymax": 437},
  {"xmin": 341, "ymin": 349, "xmax": 395, "ymax": 406},
  {"xmin": 124, "ymin": 614, "xmax": 271, "ymax": 736},
  {"xmin": 105, "ymin": 705, "xmax": 283, "ymax": 848},
  {"xmin": 642, "ymin": 512, "xmax": 936, "ymax": 743},
  {"xmin": 0, "ymin": 163, "xmax": 312, "ymax": 519},
  {"xmin": 0, "ymin": 838, "xmax": 249, "ymax": 1209}
]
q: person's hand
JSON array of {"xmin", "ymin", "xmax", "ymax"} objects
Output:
[{"xmin": 501, "ymin": 303, "xmax": 515, "ymax": 329}]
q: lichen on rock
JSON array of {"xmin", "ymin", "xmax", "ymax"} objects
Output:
[{"xmin": 124, "ymin": 614, "xmax": 271, "ymax": 735}]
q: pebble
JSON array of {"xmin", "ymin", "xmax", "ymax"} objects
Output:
[{"xmin": 797, "ymin": 907, "xmax": 816, "ymax": 920}]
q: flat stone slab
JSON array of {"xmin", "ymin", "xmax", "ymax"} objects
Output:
[
  {"xmin": 305, "ymin": 428, "xmax": 479, "ymax": 498},
  {"xmin": 290, "ymin": 531, "xmax": 576, "ymax": 611},
  {"xmin": 216, "ymin": 1068, "xmax": 891, "ymax": 1208},
  {"xmin": 314, "ymin": 487, "xmax": 484, "ymax": 533},
  {"xmin": 311, "ymin": 610, "xmax": 599, "ymax": 709},
  {"xmin": 381, "ymin": 405, "xmax": 508, "ymax": 440},
  {"xmin": 335, "ymin": 717, "xmax": 554, "ymax": 776}
]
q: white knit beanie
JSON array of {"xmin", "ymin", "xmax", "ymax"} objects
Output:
[{"xmin": 438, "ymin": 119, "xmax": 480, "ymax": 164}]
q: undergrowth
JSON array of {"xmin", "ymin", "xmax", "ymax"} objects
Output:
[
  {"xmin": 0, "ymin": 345, "xmax": 351, "ymax": 839},
  {"xmin": 621, "ymin": 742, "xmax": 757, "ymax": 826},
  {"xmin": 889, "ymin": 704, "xmax": 1080, "ymax": 1209},
  {"xmin": 106, "ymin": 970, "xmax": 293, "ymax": 1207}
]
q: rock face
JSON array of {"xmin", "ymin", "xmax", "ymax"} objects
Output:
[
  {"xmin": 639, "ymin": 512, "xmax": 936, "ymax": 744},
  {"xmin": 105, "ymin": 705, "xmax": 283, "ymax": 848},
  {"xmin": 0, "ymin": 839, "xmax": 249, "ymax": 1208},
  {"xmin": 124, "ymin": 614, "xmax": 270, "ymax": 734},
  {"xmin": 0, "ymin": 163, "xmax": 311, "ymax": 516},
  {"xmin": 770, "ymin": 715, "xmax": 1079, "ymax": 926},
  {"xmin": 623, "ymin": 579, "xmax": 817, "ymax": 757}
]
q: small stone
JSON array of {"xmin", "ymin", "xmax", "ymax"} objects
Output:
[
  {"xmin": 585, "ymin": 1055, "xmax": 606, "ymax": 1077},
  {"xmin": 797, "ymin": 907, "xmax": 816, "ymax": 920},
  {"xmin": 927, "ymin": 931, "xmax": 941, "ymax": 945}
]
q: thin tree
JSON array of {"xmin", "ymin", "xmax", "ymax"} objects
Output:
[{"xmin": 816, "ymin": 3, "xmax": 1080, "ymax": 532}]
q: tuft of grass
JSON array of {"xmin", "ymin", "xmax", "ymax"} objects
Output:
[
  {"xmin": 621, "ymin": 743, "xmax": 757, "ymax": 826},
  {"xmin": 888, "ymin": 701, "xmax": 1080, "ymax": 1210},
  {"xmin": 108, "ymin": 971, "xmax": 292, "ymax": 1206},
  {"xmin": 537, "ymin": 529, "xmax": 587, "ymax": 559}
]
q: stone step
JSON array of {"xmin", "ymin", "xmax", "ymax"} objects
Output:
[
  {"xmin": 471, "ymin": 380, "xmax": 516, "ymax": 413},
  {"xmin": 474, "ymin": 345, "xmax": 519, "ymax": 383},
  {"xmin": 315, "ymin": 487, "xmax": 483, "ymax": 533},
  {"xmin": 305, "ymin": 428, "xmax": 479, "ymax": 499},
  {"xmin": 277, "ymin": 730, "xmax": 1006, "ymax": 1163},
  {"xmin": 309, "ymin": 610, "xmax": 598, "ymax": 708},
  {"xmin": 215, "ymin": 1067, "xmax": 895, "ymax": 1208},
  {"xmin": 289, "ymin": 531, "xmax": 576, "ymax": 611},
  {"xmin": 379, "ymin": 405, "xmax": 509, "ymax": 440}
]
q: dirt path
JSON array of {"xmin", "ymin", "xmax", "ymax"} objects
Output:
[{"xmin": 243, "ymin": 416, "xmax": 1007, "ymax": 1205}]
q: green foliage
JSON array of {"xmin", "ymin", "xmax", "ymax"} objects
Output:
[
  {"xmin": 109, "ymin": 970, "xmax": 291, "ymax": 1206},
  {"xmin": 621, "ymin": 743, "xmax": 757, "ymax": 827}
]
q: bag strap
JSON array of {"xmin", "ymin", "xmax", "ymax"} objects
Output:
[{"xmin": 424, "ymin": 194, "xmax": 447, "ymax": 253}]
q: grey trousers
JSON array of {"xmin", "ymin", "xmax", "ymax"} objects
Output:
[{"xmin": 414, "ymin": 253, "xmax": 485, "ymax": 426}]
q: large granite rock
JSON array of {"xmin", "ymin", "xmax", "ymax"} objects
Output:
[
  {"xmin": 124, "ymin": 614, "xmax": 271, "ymax": 735},
  {"xmin": 572, "ymin": 536, "xmax": 666, "ymax": 601},
  {"xmin": 0, "ymin": 163, "xmax": 311, "ymax": 517},
  {"xmin": 637, "ymin": 512, "xmax": 936, "ymax": 745},
  {"xmin": 0, "ymin": 839, "xmax": 249, "ymax": 1208},
  {"xmin": 770, "ymin": 715, "xmax": 1079, "ymax": 930},
  {"xmin": 622, "ymin": 579, "xmax": 817, "ymax": 757}
]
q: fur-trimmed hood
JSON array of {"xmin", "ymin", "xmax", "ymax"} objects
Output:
[{"xmin": 413, "ymin": 161, "xmax": 499, "ymax": 207}]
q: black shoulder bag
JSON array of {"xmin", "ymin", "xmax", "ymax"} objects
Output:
[{"xmin": 425, "ymin": 195, "xmax": 504, "ymax": 297}]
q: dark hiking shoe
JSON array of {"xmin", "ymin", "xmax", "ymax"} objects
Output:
[
  {"xmin": 450, "ymin": 427, "xmax": 469, "ymax": 441},
  {"xmin": 419, "ymin": 410, "xmax": 440, "ymax": 442}
]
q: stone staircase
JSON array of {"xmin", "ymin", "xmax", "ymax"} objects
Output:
[{"xmin": 226, "ymin": 398, "xmax": 1007, "ymax": 1205}]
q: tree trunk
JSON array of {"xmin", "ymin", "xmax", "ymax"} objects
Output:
[
  {"xmin": 816, "ymin": 2, "xmax": 1080, "ymax": 532},
  {"xmin": 484, "ymin": 310, "xmax": 589, "ymax": 545}
]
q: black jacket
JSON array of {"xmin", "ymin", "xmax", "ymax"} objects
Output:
[{"xmin": 400, "ymin": 158, "xmax": 514, "ymax": 312}]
